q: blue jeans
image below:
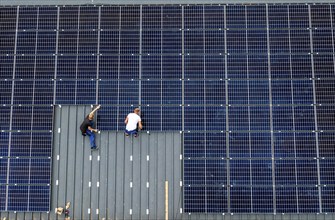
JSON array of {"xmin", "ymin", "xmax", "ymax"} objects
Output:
[
  {"xmin": 125, "ymin": 129, "xmax": 138, "ymax": 135},
  {"xmin": 86, "ymin": 130, "xmax": 96, "ymax": 148}
]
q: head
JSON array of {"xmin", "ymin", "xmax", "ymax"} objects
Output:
[
  {"xmin": 134, "ymin": 108, "xmax": 140, "ymax": 115},
  {"xmin": 87, "ymin": 114, "xmax": 94, "ymax": 120}
]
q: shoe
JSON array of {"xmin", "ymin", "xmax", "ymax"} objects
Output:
[
  {"xmin": 125, "ymin": 133, "xmax": 129, "ymax": 137},
  {"xmin": 91, "ymin": 146, "xmax": 99, "ymax": 150},
  {"xmin": 134, "ymin": 134, "xmax": 138, "ymax": 138}
]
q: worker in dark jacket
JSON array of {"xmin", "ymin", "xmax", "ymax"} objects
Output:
[{"xmin": 80, "ymin": 105, "xmax": 101, "ymax": 150}]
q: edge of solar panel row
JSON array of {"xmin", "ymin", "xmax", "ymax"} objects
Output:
[{"xmin": 0, "ymin": 3, "xmax": 334, "ymax": 215}]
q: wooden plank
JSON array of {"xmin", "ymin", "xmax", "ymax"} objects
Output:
[
  {"xmin": 115, "ymin": 132, "xmax": 125, "ymax": 219},
  {"xmin": 148, "ymin": 133, "xmax": 158, "ymax": 220},
  {"xmin": 72, "ymin": 106, "xmax": 85, "ymax": 219},
  {"xmin": 106, "ymin": 132, "xmax": 117, "ymax": 219}
]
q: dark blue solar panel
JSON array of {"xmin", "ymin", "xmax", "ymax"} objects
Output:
[
  {"xmin": 274, "ymin": 133, "xmax": 295, "ymax": 158},
  {"xmin": 0, "ymin": 8, "xmax": 17, "ymax": 31},
  {"xmin": 142, "ymin": 6, "xmax": 161, "ymax": 30},
  {"xmin": 0, "ymin": 158, "xmax": 8, "ymax": 184},
  {"xmin": 230, "ymin": 187, "xmax": 252, "ymax": 213},
  {"xmin": 30, "ymin": 158, "xmax": 51, "ymax": 184},
  {"xmin": 11, "ymin": 106, "xmax": 32, "ymax": 131},
  {"xmin": 141, "ymin": 106, "xmax": 161, "ymax": 130},
  {"xmin": 252, "ymin": 187, "xmax": 273, "ymax": 213},
  {"xmin": 99, "ymin": 56, "xmax": 118, "ymax": 79},
  {"xmin": 227, "ymin": 30, "xmax": 247, "ymax": 54},
  {"xmin": 7, "ymin": 185, "xmax": 29, "ymax": 211},
  {"xmin": 28, "ymin": 185, "xmax": 50, "ymax": 211},
  {"xmin": 268, "ymin": 5, "xmax": 289, "ymax": 29},
  {"xmin": 0, "ymin": 133, "xmax": 9, "ymax": 157},
  {"xmin": 318, "ymin": 132, "xmax": 335, "ymax": 158},
  {"xmin": 229, "ymin": 133, "xmax": 250, "ymax": 158},
  {"xmin": 0, "ymin": 56, "xmax": 14, "ymax": 79},
  {"xmin": 184, "ymin": 106, "xmax": 205, "ymax": 131},
  {"xmin": 230, "ymin": 159, "xmax": 251, "ymax": 185},
  {"xmin": 317, "ymin": 105, "xmax": 335, "ymax": 131},
  {"xmin": 34, "ymin": 80, "xmax": 54, "ymax": 105},
  {"xmin": 184, "ymin": 133, "xmax": 205, "ymax": 158},
  {"xmin": 185, "ymin": 80, "xmax": 204, "ymax": 104},
  {"xmin": 269, "ymin": 31, "xmax": 290, "ymax": 54},
  {"xmin": 0, "ymin": 32, "xmax": 15, "ymax": 54},
  {"xmin": 142, "ymin": 31, "xmax": 161, "ymax": 54},
  {"xmin": 0, "ymin": 106, "xmax": 11, "ymax": 131},
  {"xmin": 185, "ymin": 55, "xmax": 204, "ymax": 79},
  {"xmin": 276, "ymin": 187, "xmax": 298, "ymax": 213},
  {"xmin": 184, "ymin": 186, "xmax": 206, "ymax": 212},
  {"xmin": 100, "ymin": 31, "xmax": 119, "ymax": 55},
  {"xmin": 98, "ymin": 80, "xmax": 118, "ymax": 105},
  {"xmin": 162, "ymin": 106, "xmax": 182, "ymax": 130},
  {"xmin": 206, "ymin": 133, "xmax": 226, "ymax": 158},
  {"xmin": 56, "ymin": 80, "xmax": 76, "ymax": 104},
  {"xmin": 321, "ymin": 187, "xmax": 335, "ymax": 213},
  {"xmin": 206, "ymin": 160, "xmax": 226, "ymax": 185},
  {"xmin": 142, "ymin": 80, "xmax": 161, "ymax": 105},
  {"xmin": 313, "ymin": 55, "xmax": 335, "ymax": 78},
  {"xmin": 9, "ymin": 158, "xmax": 30, "ymax": 184},
  {"xmin": 79, "ymin": 7, "xmax": 99, "ymax": 30},
  {"xmin": 16, "ymin": 32, "xmax": 36, "ymax": 55},
  {"xmin": 275, "ymin": 160, "xmax": 297, "ymax": 185},
  {"xmin": 76, "ymin": 80, "xmax": 96, "ymax": 104},
  {"xmin": 77, "ymin": 56, "xmax": 97, "ymax": 79},
  {"xmin": 320, "ymin": 159, "xmax": 335, "ymax": 185},
  {"xmin": 311, "ymin": 5, "xmax": 331, "ymax": 29},
  {"xmin": 297, "ymin": 187, "xmax": 319, "ymax": 213},
  {"xmin": 0, "ymin": 185, "xmax": 5, "ymax": 210},
  {"xmin": 207, "ymin": 187, "xmax": 227, "ymax": 212},
  {"xmin": 38, "ymin": 7, "xmax": 58, "ymax": 30},
  {"xmin": 58, "ymin": 31, "xmax": 78, "ymax": 54},
  {"xmin": 15, "ymin": 56, "xmax": 35, "ymax": 79},
  {"xmin": 18, "ymin": 8, "xmax": 37, "ymax": 30},
  {"xmin": 289, "ymin": 5, "xmax": 309, "ymax": 29},
  {"xmin": 206, "ymin": 106, "xmax": 225, "ymax": 131},
  {"xmin": 100, "ymin": 7, "xmax": 120, "ymax": 30},
  {"xmin": 96, "ymin": 106, "xmax": 117, "ymax": 131},
  {"xmin": 31, "ymin": 132, "xmax": 52, "ymax": 157},
  {"xmin": 204, "ymin": 6, "xmax": 224, "ymax": 29},
  {"xmin": 37, "ymin": 32, "xmax": 56, "ymax": 54},
  {"xmin": 59, "ymin": 7, "xmax": 79, "ymax": 30},
  {"xmin": 10, "ymin": 132, "xmax": 32, "ymax": 157}
]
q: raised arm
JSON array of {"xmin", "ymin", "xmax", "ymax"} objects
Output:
[{"xmin": 89, "ymin": 105, "xmax": 101, "ymax": 118}]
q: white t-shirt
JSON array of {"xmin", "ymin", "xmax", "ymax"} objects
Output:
[{"xmin": 126, "ymin": 113, "xmax": 141, "ymax": 131}]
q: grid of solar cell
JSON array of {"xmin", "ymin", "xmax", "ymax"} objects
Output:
[{"xmin": 0, "ymin": 3, "xmax": 335, "ymax": 213}]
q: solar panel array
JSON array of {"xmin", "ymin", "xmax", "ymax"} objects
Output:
[{"xmin": 1, "ymin": 4, "xmax": 335, "ymax": 213}]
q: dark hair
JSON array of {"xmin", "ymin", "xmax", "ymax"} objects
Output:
[{"xmin": 86, "ymin": 114, "xmax": 90, "ymax": 119}]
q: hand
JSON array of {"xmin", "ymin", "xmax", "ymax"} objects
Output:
[
  {"xmin": 94, "ymin": 129, "xmax": 99, "ymax": 133},
  {"xmin": 96, "ymin": 105, "xmax": 101, "ymax": 110}
]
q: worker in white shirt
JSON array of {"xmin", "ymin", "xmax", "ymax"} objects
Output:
[{"xmin": 125, "ymin": 108, "xmax": 143, "ymax": 137}]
